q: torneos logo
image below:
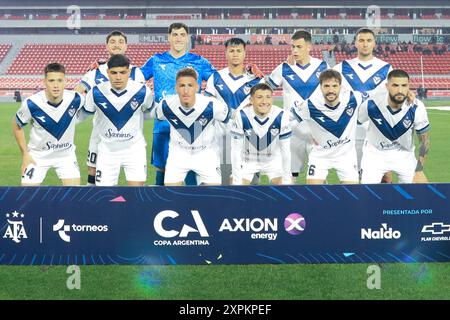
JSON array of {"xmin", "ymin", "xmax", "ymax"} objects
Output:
[
  {"xmin": 284, "ymin": 213, "xmax": 306, "ymax": 235},
  {"xmin": 154, "ymin": 210, "xmax": 209, "ymax": 238}
]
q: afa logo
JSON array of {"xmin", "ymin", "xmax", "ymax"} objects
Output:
[{"xmin": 2, "ymin": 211, "xmax": 28, "ymax": 243}]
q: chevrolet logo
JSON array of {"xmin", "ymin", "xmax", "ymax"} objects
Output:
[{"xmin": 421, "ymin": 222, "xmax": 450, "ymax": 235}]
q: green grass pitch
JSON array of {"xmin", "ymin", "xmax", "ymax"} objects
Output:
[{"xmin": 0, "ymin": 100, "xmax": 449, "ymax": 300}]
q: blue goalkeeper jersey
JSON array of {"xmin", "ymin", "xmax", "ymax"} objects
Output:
[{"xmin": 141, "ymin": 51, "xmax": 215, "ymax": 133}]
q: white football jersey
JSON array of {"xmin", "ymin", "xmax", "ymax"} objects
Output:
[
  {"xmin": 84, "ymin": 79, "xmax": 154, "ymax": 152},
  {"xmin": 292, "ymin": 90, "xmax": 368, "ymax": 158},
  {"xmin": 333, "ymin": 57, "xmax": 392, "ymax": 94},
  {"xmin": 358, "ymin": 94, "xmax": 430, "ymax": 152},
  {"xmin": 152, "ymin": 94, "xmax": 230, "ymax": 152},
  {"xmin": 15, "ymin": 90, "xmax": 84, "ymax": 158},
  {"xmin": 79, "ymin": 63, "xmax": 146, "ymax": 92},
  {"xmin": 268, "ymin": 57, "xmax": 329, "ymax": 111},
  {"xmin": 205, "ymin": 68, "xmax": 263, "ymax": 111},
  {"xmin": 231, "ymin": 106, "xmax": 291, "ymax": 163}
]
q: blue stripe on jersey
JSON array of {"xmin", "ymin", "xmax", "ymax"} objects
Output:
[
  {"xmin": 282, "ymin": 61, "xmax": 328, "ymax": 100},
  {"xmin": 93, "ymin": 85, "xmax": 147, "ymax": 131},
  {"xmin": 80, "ymin": 80, "xmax": 91, "ymax": 92},
  {"xmin": 213, "ymin": 73, "xmax": 261, "ymax": 110},
  {"xmin": 130, "ymin": 67, "xmax": 137, "ymax": 80},
  {"xmin": 95, "ymin": 69, "xmax": 109, "ymax": 85},
  {"xmin": 341, "ymin": 61, "xmax": 391, "ymax": 91},
  {"xmin": 367, "ymin": 100, "xmax": 417, "ymax": 141},
  {"xmin": 162, "ymin": 100, "xmax": 214, "ymax": 144},
  {"xmin": 308, "ymin": 91, "xmax": 357, "ymax": 138},
  {"xmin": 240, "ymin": 110, "xmax": 284, "ymax": 151},
  {"xmin": 27, "ymin": 94, "xmax": 82, "ymax": 140}
]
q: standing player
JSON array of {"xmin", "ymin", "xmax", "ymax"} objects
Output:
[
  {"xmin": 267, "ymin": 30, "xmax": 329, "ymax": 180},
  {"xmin": 291, "ymin": 70, "xmax": 368, "ymax": 184},
  {"xmin": 74, "ymin": 30, "xmax": 146, "ymax": 185},
  {"xmin": 359, "ymin": 70, "xmax": 430, "ymax": 183},
  {"xmin": 205, "ymin": 37, "xmax": 264, "ymax": 184},
  {"xmin": 81, "ymin": 55, "xmax": 153, "ymax": 186},
  {"xmin": 12, "ymin": 63, "xmax": 84, "ymax": 186},
  {"xmin": 333, "ymin": 28, "xmax": 393, "ymax": 179},
  {"xmin": 231, "ymin": 83, "xmax": 292, "ymax": 185},
  {"xmin": 141, "ymin": 23, "xmax": 215, "ymax": 186},
  {"xmin": 148, "ymin": 68, "xmax": 230, "ymax": 186}
]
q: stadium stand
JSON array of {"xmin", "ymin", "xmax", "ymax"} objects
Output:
[{"xmin": 1, "ymin": 43, "xmax": 449, "ymax": 92}]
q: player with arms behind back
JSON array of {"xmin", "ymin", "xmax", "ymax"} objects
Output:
[
  {"xmin": 12, "ymin": 63, "xmax": 84, "ymax": 186},
  {"xmin": 358, "ymin": 69, "xmax": 430, "ymax": 184},
  {"xmin": 148, "ymin": 68, "xmax": 230, "ymax": 186},
  {"xmin": 74, "ymin": 30, "xmax": 145, "ymax": 185},
  {"xmin": 231, "ymin": 83, "xmax": 292, "ymax": 185},
  {"xmin": 80, "ymin": 55, "xmax": 153, "ymax": 186}
]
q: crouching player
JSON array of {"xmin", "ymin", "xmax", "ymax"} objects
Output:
[
  {"xmin": 80, "ymin": 54, "xmax": 154, "ymax": 186},
  {"xmin": 231, "ymin": 83, "xmax": 292, "ymax": 185},
  {"xmin": 12, "ymin": 63, "xmax": 84, "ymax": 186},
  {"xmin": 148, "ymin": 67, "xmax": 230, "ymax": 186},
  {"xmin": 359, "ymin": 69, "xmax": 430, "ymax": 183}
]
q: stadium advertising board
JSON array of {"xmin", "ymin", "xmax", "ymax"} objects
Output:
[{"xmin": 1, "ymin": 184, "xmax": 449, "ymax": 265}]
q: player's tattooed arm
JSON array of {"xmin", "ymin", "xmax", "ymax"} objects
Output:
[{"xmin": 416, "ymin": 131, "xmax": 430, "ymax": 172}]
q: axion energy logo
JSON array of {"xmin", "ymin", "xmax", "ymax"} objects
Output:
[{"xmin": 284, "ymin": 213, "xmax": 306, "ymax": 235}]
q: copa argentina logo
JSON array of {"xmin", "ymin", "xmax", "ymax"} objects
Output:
[
  {"xmin": 361, "ymin": 223, "xmax": 401, "ymax": 240},
  {"xmin": 153, "ymin": 210, "xmax": 210, "ymax": 246},
  {"xmin": 53, "ymin": 219, "xmax": 109, "ymax": 243},
  {"xmin": 2, "ymin": 211, "xmax": 28, "ymax": 243}
]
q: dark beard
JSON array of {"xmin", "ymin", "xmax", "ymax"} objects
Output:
[{"xmin": 389, "ymin": 93, "xmax": 406, "ymax": 105}]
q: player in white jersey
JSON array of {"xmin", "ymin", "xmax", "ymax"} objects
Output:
[
  {"xmin": 12, "ymin": 63, "xmax": 84, "ymax": 186},
  {"xmin": 291, "ymin": 70, "xmax": 368, "ymax": 184},
  {"xmin": 81, "ymin": 55, "xmax": 153, "ymax": 186},
  {"xmin": 231, "ymin": 83, "xmax": 292, "ymax": 185},
  {"xmin": 359, "ymin": 69, "xmax": 430, "ymax": 184},
  {"xmin": 205, "ymin": 37, "xmax": 264, "ymax": 184},
  {"xmin": 149, "ymin": 68, "xmax": 230, "ymax": 186},
  {"xmin": 74, "ymin": 30, "xmax": 146, "ymax": 185},
  {"xmin": 267, "ymin": 30, "xmax": 329, "ymax": 181},
  {"xmin": 333, "ymin": 28, "xmax": 393, "ymax": 180}
]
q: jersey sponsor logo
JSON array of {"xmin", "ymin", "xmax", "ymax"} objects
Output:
[
  {"xmin": 37, "ymin": 116, "xmax": 46, "ymax": 123},
  {"xmin": 217, "ymin": 84, "xmax": 224, "ymax": 91},
  {"xmin": 2, "ymin": 211, "xmax": 27, "ymax": 244},
  {"xmin": 347, "ymin": 73, "xmax": 354, "ymax": 80},
  {"xmin": 160, "ymin": 64, "xmax": 166, "ymax": 70},
  {"xmin": 44, "ymin": 141, "xmax": 72, "ymax": 151},
  {"xmin": 99, "ymin": 102, "xmax": 108, "ymax": 109}
]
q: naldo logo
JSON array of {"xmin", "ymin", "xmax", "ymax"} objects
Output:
[
  {"xmin": 361, "ymin": 223, "xmax": 401, "ymax": 240},
  {"xmin": 153, "ymin": 210, "xmax": 210, "ymax": 246}
]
